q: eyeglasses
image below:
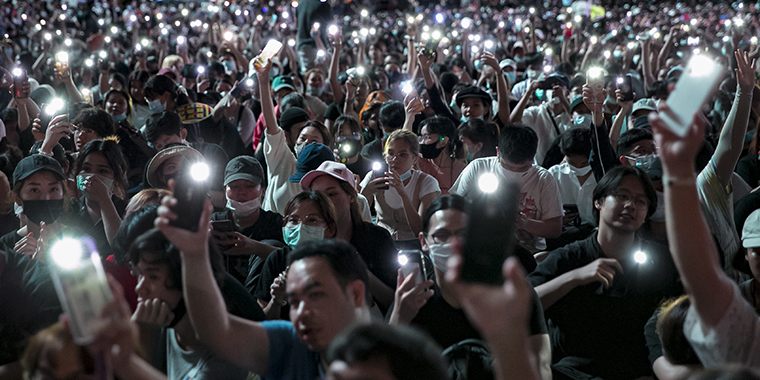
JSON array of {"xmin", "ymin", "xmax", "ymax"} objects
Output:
[
  {"xmin": 418, "ymin": 134, "xmax": 442, "ymax": 144},
  {"xmin": 427, "ymin": 228, "xmax": 466, "ymax": 244},
  {"xmin": 611, "ymin": 191, "xmax": 649, "ymax": 208},
  {"xmin": 384, "ymin": 152, "xmax": 412, "ymax": 161},
  {"xmin": 285, "ymin": 214, "xmax": 326, "ymax": 227}
]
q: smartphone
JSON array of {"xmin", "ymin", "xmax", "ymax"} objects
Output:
[
  {"xmin": 211, "ymin": 220, "xmax": 234, "ymax": 233},
  {"xmin": 586, "ymin": 68, "xmax": 605, "ymax": 92},
  {"xmin": 422, "ymin": 39, "xmax": 440, "ymax": 59},
  {"xmin": 539, "ymin": 76, "xmax": 564, "ymax": 90},
  {"xmin": 257, "ymin": 39, "xmax": 283, "ymax": 67},
  {"xmin": 49, "ymin": 237, "xmax": 114, "ymax": 345},
  {"xmin": 55, "ymin": 54, "xmax": 69, "ymax": 77},
  {"xmin": 170, "ymin": 161, "xmax": 210, "ymax": 231},
  {"xmin": 372, "ymin": 161, "xmax": 389, "ymax": 190},
  {"xmin": 12, "ymin": 68, "xmax": 26, "ymax": 98},
  {"xmin": 461, "ymin": 179, "xmax": 520, "ymax": 285},
  {"xmin": 398, "ymin": 250, "xmax": 426, "ymax": 286},
  {"xmin": 660, "ymin": 56, "xmax": 723, "ymax": 137},
  {"xmin": 616, "ymin": 75, "xmax": 634, "ymax": 102}
]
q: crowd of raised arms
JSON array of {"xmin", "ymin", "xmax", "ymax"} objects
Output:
[{"xmin": 3, "ymin": 0, "xmax": 760, "ymax": 379}]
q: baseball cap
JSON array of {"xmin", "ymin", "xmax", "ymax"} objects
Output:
[
  {"xmin": 570, "ymin": 95, "xmax": 585, "ymax": 113},
  {"xmin": 224, "ymin": 156, "xmax": 264, "ymax": 186},
  {"xmin": 279, "ymin": 107, "xmax": 311, "ymax": 132},
  {"xmin": 272, "ymin": 76, "xmax": 295, "ymax": 92},
  {"xmin": 742, "ymin": 209, "xmax": 760, "ymax": 248},
  {"xmin": 176, "ymin": 103, "xmax": 214, "ymax": 124},
  {"xmin": 288, "ymin": 143, "xmax": 335, "ymax": 183},
  {"xmin": 146, "ymin": 144, "xmax": 204, "ymax": 187},
  {"xmin": 499, "ymin": 59, "xmax": 517, "ymax": 71},
  {"xmin": 13, "ymin": 155, "xmax": 66, "ymax": 185},
  {"xmin": 455, "ymin": 86, "xmax": 492, "ymax": 108},
  {"xmin": 632, "ymin": 115, "xmax": 652, "ymax": 130},
  {"xmin": 300, "ymin": 161, "xmax": 356, "ymax": 189},
  {"xmin": 632, "ymin": 98, "xmax": 658, "ymax": 115}
]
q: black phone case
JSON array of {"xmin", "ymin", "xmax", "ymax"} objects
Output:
[{"xmin": 171, "ymin": 165, "xmax": 209, "ymax": 231}]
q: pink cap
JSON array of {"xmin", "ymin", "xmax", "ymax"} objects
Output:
[{"xmin": 300, "ymin": 161, "xmax": 356, "ymax": 189}]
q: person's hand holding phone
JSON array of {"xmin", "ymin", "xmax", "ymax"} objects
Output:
[
  {"xmin": 582, "ymin": 84, "xmax": 604, "ymax": 115},
  {"xmin": 562, "ymin": 209, "xmax": 580, "ymax": 226},
  {"xmin": 572, "ymin": 258, "xmax": 623, "ymax": 289},
  {"xmin": 41, "ymin": 115, "xmax": 73, "ymax": 154},
  {"xmin": 154, "ymin": 181, "xmax": 214, "ymax": 259},
  {"xmin": 389, "ymin": 267, "xmax": 435, "ymax": 325},
  {"xmin": 252, "ymin": 57, "xmax": 272, "ymax": 80},
  {"xmin": 403, "ymin": 93, "xmax": 423, "ymax": 119},
  {"xmin": 223, "ymin": 232, "xmax": 257, "ymax": 256},
  {"xmin": 270, "ymin": 271, "xmax": 288, "ymax": 305},
  {"xmin": 479, "ymin": 51, "xmax": 500, "ymax": 72},
  {"xmin": 735, "ymin": 49, "xmax": 756, "ymax": 93},
  {"xmin": 417, "ymin": 52, "xmax": 433, "ymax": 71},
  {"xmin": 385, "ymin": 170, "xmax": 406, "ymax": 193},
  {"xmin": 131, "ymin": 298, "xmax": 175, "ymax": 327}
]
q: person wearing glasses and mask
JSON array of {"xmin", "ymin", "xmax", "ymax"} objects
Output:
[{"xmin": 360, "ymin": 130, "xmax": 441, "ymax": 246}]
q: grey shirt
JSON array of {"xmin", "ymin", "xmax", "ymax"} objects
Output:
[{"xmin": 166, "ymin": 328, "xmax": 249, "ymax": 380}]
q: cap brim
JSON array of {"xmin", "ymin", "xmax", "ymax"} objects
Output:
[
  {"xmin": 19, "ymin": 167, "xmax": 66, "ymax": 183},
  {"xmin": 299, "ymin": 169, "xmax": 351, "ymax": 189},
  {"xmin": 146, "ymin": 146, "xmax": 203, "ymax": 187},
  {"xmin": 273, "ymin": 84, "xmax": 295, "ymax": 92},
  {"xmin": 224, "ymin": 173, "xmax": 262, "ymax": 186},
  {"xmin": 743, "ymin": 237, "xmax": 760, "ymax": 248},
  {"xmin": 288, "ymin": 170, "xmax": 308, "ymax": 183}
]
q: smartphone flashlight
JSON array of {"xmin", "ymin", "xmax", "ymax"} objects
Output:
[
  {"xmin": 55, "ymin": 51, "xmax": 69, "ymax": 64},
  {"xmin": 51, "ymin": 237, "xmax": 84, "ymax": 270},
  {"xmin": 12, "ymin": 67, "xmax": 23, "ymax": 77},
  {"xmin": 545, "ymin": 47, "xmax": 553, "ymax": 56},
  {"xmin": 402, "ymin": 81, "xmax": 413, "ymax": 95},
  {"xmin": 587, "ymin": 67, "xmax": 604, "ymax": 79},
  {"xmin": 688, "ymin": 54, "xmax": 716, "ymax": 77},
  {"xmin": 616, "ymin": 77, "xmax": 624, "ymax": 85},
  {"xmin": 478, "ymin": 173, "xmax": 499, "ymax": 194},
  {"xmin": 224, "ymin": 31, "xmax": 234, "ymax": 41},
  {"xmin": 177, "ymin": 36, "xmax": 186, "ymax": 45},
  {"xmin": 288, "ymin": 39, "xmax": 296, "ymax": 47},
  {"xmin": 45, "ymin": 98, "xmax": 65, "ymax": 116},
  {"xmin": 341, "ymin": 143, "xmax": 353, "ymax": 154},
  {"xmin": 85, "ymin": 58, "xmax": 94, "ymax": 67},
  {"xmin": 197, "ymin": 66, "xmax": 206, "ymax": 74},
  {"xmin": 633, "ymin": 250, "xmax": 648, "ymax": 264},
  {"xmin": 372, "ymin": 161, "xmax": 382, "ymax": 171},
  {"xmin": 543, "ymin": 65, "xmax": 552, "ymax": 73},
  {"xmin": 328, "ymin": 24, "xmax": 339, "ymax": 36},
  {"xmin": 245, "ymin": 78, "xmax": 255, "ymax": 87},
  {"xmin": 99, "ymin": 50, "xmax": 107, "ymax": 59},
  {"xmin": 461, "ymin": 17, "xmax": 472, "ymax": 29},
  {"xmin": 190, "ymin": 162, "xmax": 210, "ymax": 182}
]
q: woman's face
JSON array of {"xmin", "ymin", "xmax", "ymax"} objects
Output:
[
  {"xmin": 308, "ymin": 72, "xmax": 324, "ymax": 89},
  {"xmin": 17, "ymin": 171, "xmax": 63, "ymax": 202},
  {"xmin": 419, "ymin": 126, "xmax": 445, "ymax": 150},
  {"xmin": 130, "ymin": 80, "xmax": 145, "ymax": 103},
  {"xmin": 339, "ymin": 124, "xmax": 363, "ymax": 146},
  {"xmin": 107, "ymin": 77, "xmax": 123, "ymax": 92},
  {"xmin": 459, "ymin": 135, "xmax": 481, "ymax": 155},
  {"xmin": 366, "ymin": 109, "xmax": 380, "ymax": 131},
  {"xmin": 296, "ymin": 126, "xmax": 324, "ymax": 146},
  {"xmin": 226, "ymin": 179, "xmax": 262, "ymax": 203},
  {"xmin": 309, "ymin": 176, "xmax": 353, "ymax": 222},
  {"xmin": 80, "ymin": 152, "xmax": 115, "ymax": 180},
  {"xmin": 105, "ymin": 93, "xmax": 128, "ymax": 117},
  {"xmin": 284, "ymin": 200, "xmax": 334, "ymax": 238},
  {"xmin": 385, "ymin": 139, "xmax": 415, "ymax": 174},
  {"xmin": 74, "ymin": 126, "xmax": 99, "ymax": 152}
]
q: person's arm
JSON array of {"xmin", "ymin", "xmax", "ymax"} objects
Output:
[
  {"xmin": 212, "ymin": 92, "xmax": 234, "ymax": 122},
  {"xmin": 528, "ymin": 334, "xmax": 552, "ymax": 380},
  {"xmin": 712, "ymin": 50, "xmax": 755, "ymax": 187},
  {"xmin": 510, "ymin": 80, "xmax": 540, "ymax": 123},
  {"xmin": 60, "ymin": 69, "xmax": 84, "ymax": 104},
  {"xmin": 652, "ymin": 356, "xmax": 702, "ymax": 380},
  {"xmin": 328, "ymin": 37, "xmax": 344, "ymax": 105},
  {"xmin": 658, "ymin": 27, "xmax": 679, "ymax": 70},
  {"xmin": 641, "ymin": 38, "xmax": 655, "ymax": 91},
  {"xmin": 481, "ymin": 52, "xmax": 511, "ymax": 126},
  {"xmin": 155, "ymin": 197, "xmax": 272, "ymax": 376},
  {"xmin": 649, "ymin": 107, "xmax": 735, "ymax": 329},
  {"xmin": 388, "ymin": 268, "xmax": 435, "ymax": 325},
  {"xmin": 98, "ymin": 69, "xmax": 109, "ymax": 97},
  {"xmin": 609, "ymin": 89, "xmax": 633, "ymax": 152},
  {"xmin": 533, "ymin": 256, "xmax": 623, "ymax": 310},
  {"xmin": 343, "ymin": 80, "xmax": 358, "ymax": 119},
  {"xmin": 254, "ymin": 59, "xmax": 280, "ymax": 137}
]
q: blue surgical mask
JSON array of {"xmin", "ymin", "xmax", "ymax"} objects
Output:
[
  {"xmin": 307, "ymin": 86, "xmax": 323, "ymax": 96},
  {"xmin": 626, "ymin": 154, "xmax": 657, "ymax": 171},
  {"xmin": 505, "ymin": 72, "xmax": 517, "ymax": 85},
  {"xmin": 112, "ymin": 113, "xmax": 127, "ymax": 123},
  {"xmin": 466, "ymin": 152, "xmax": 475, "ymax": 161},
  {"xmin": 149, "ymin": 98, "xmax": 166, "ymax": 113},
  {"xmin": 282, "ymin": 224, "xmax": 325, "ymax": 247},
  {"xmin": 574, "ymin": 114, "xmax": 593, "ymax": 129},
  {"xmin": 399, "ymin": 170, "xmax": 412, "ymax": 181}
]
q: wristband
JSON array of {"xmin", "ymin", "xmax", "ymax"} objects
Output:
[
  {"xmin": 37, "ymin": 150, "xmax": 53, "ymax": 157},
  {"xmin": 662, "ymin": 175, "xmax": 696, "ymax": 187}
]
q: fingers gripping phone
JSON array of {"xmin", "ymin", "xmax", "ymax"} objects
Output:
[
  {"xmin": 171, "ymin": 160, "xmax": 210, "ymax": 231},
  {"xmin": 372, "ymin": 161, "xmax": 389, "ymax": 190},
  {"xmin": 616, "ymin": 75, "xmax": 634, "ymax": 102},
  {"xmin": 398, "ymin": 250, "xmax": 426, "ymax": 285}
]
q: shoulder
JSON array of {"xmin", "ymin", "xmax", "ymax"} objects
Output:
[{"xmin": 260, "ymin": 210, "xmax": 284, "ymax": 223}]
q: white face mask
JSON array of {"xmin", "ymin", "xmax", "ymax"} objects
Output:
[
  {"xmin": 574, "ymin": 114, "xmax": 593, "ymax": 129},
  {"xmin": 650, "ymin": 190, "xmax": 665, "ymax": 222},
  {"xmin": 226, "ymin": 197, "xmax": 261, "ymax": 217},
  {"xmin": 77, "ymin": 173, "xmax": 114, "ymax": 198},
  {"xmin": 428, "ymin": 243, "xmax": 455, "ymax": 272},
  {"xmin": 568, "ymin": 163, "xmax": 592, "ymax": 177},
  {"xmin": 500, "ymin": 165, "xmax": 535, "ymax": 186}
]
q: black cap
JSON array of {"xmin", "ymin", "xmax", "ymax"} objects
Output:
[
  {"xmin": 279, "ymin": 107, "xmax": 311, "ymax": 133},
  {"xmin": 224, "ymin": 156, "xmax": 264, "ymax": 186},
  {"xmin": 288, "ymin": 143, "xmax": 335, "ymax": 183},
  {"xmin": 570, "ymin": 95, "xmax": 585, "ymax": 113},
  {"xmin": 455, "ymin": 86, "xmax": 492, "ymax": 108},
  {"xmin": 13, "ymin": 155, "xmax": 66, "ymax": 185}
]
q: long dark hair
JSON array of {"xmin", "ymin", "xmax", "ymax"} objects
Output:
[
  {"xmin": 73, "ymin": 138, "xmax": 129, "ymax": 199},
  {"xmin": 420, "ymin": 117, "xmax": 464, "ymax": 160}
]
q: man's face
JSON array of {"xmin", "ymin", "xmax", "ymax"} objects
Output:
[
  {"xmin": 595, "ymin": 175, "xmax": 649, "ymax": 232},
  {"xmin": 133, "ymin": 254, "xmax": 183, "ymax": 310},
  {"xmin": 307, "ymin": 72, "xmax": 324, "ymax": 89},
  {"xmin": 152, "ymin": 134, "xmax": 183, "ymax": 151},
  {"xmin": 566, "ymin": 154, "xmax": 590, "ymax": 169},
  {"xmin": 622, "ymin": 139, "xmax": 658, "ymax": 166},
  {"xmin": 499, "ymin": 156, "xmax": 532, "ymax": 173},
  {"xmin": 461, "ymin": 98, "xmax": 486, "ymax": 120},
  {"xmin": 420, "ymin": 209, "xmax": 467, "ymax": 277},
  {"xmin": 287, "ymin": 257, "xmax": 360, "ymax": 353},
  {"xmin": 225, "ymin": 179, "xmax": 262, "ymax": 203},
  {"xmin": 326, "ymin": 358, "xmax": 396, "ymax": 380}
]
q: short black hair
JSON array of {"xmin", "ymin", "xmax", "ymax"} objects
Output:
[
  {"xmin": 280, "ymin": 92, "xmax": 308, "ymax": 114},
  {"xmin": 72, "ymin": 108, "xmax": 115, "ymax": 138},
  {"xmin": 616, "ymin": 128, "xmax": 654, "ymax": 158},
  {"xmin": 648, "ymin": 81, "xmax": 669, "ymax": 99},
  {"xmin": 144, "ymin": 111, "xmax": 183, "ymax": 143},
  {"xmin": 327, "ymin": 324, "xmax": 448, "ymax": 380},
  {"xmin": 560, "ymin": 128, "xmax": 592, "ymax": 157},
  {"xmin": 129, "ymin": 228, "xmax": 225, "ymax": 290},
  {"xmin": 498, "ymin": 124, "xmax": 538, "ymax": 164},
  {"xmin": 439, "ymin": 72, "xmax": 459, "ymax": 94},
  {"xmin": 457, "ymin": 119, "xmax": 499, "ymax": 159},
  {"xmin": 143, "ymin": 75, "xmax": 177, "ymax": 101},
  {"xmin": 592, "ymin": 166, "xmax": 657, "ymax": 222},
  {"xmin": 422, "ymin": 194, "xmax": 467, "ymax": 234},
  {"xmin": 112, "ymin": 203, "xmax": 160, "ymax": 265},
  {"xmin": 379, "ymin": 101, "xmax": 405, "ymax": 131},
  {"xmin": 287, "ymin": 239, "xmax": 369, "ymax": 300},
  {"xmin": 0, "ymin": 107, "xmax": 18, "ymax": 125}
]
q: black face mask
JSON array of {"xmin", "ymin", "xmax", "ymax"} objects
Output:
[
  {"xmin": 168, "ymin": 298, "xmax": 186, "ymax": 328},
  {"xmin": 22, "ymin": 199, "xmax": 64, "ymax": 225},
  {"xmin": 420, "ymin": 141, "xmax": 445, "ymax": 159}
]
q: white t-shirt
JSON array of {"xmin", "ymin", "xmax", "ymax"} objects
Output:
[
  {"xmin": 548, "ymin": 162, "xmax": 597, "ymax": 225},
  {"xmin": 263, "ymin": 129, "xmax": 301, "ymax": 215},
  {"xmin": 360, "ymin": 170, "xmax": 441, "ymax": 240},
  {"xmin": 166, "ymin": 329, "xmax": 249, "ymax": 380},
  {"xmin": 450, "ymin": 157, "xmax": 563, "ymax": 251},
  {"xmin": 521, "ymin": 102, "xmax": 573, "ymax": 165}
]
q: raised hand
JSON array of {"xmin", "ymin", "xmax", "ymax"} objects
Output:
[
  {"xmin": 735, "ymin": 49, "xmax": 757, "ymax": 92},
  {"xmin": 572, "ymin": 258, "xmax": 623, "ymax": 289},
  {"xmin": 131, "ymin": 298, "xmax": 175, "ymax": 327},
  {"xmin": 649, "ymin": 105, "xmax": 706, "ymax": 175},
  {"xmin": 388, "ymin": 267, "xmax": 435, "ymax": 325}
]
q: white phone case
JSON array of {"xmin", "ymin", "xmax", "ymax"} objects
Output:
[{"xmin": 660, "ymin": 56, "xmax": 724, "ymax": 137}]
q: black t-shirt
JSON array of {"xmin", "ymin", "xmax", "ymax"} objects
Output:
[
  {"xmin": 0, "ymin": 213, "xmax": 19, "ymax": 238},
  {"xmin": 360, "ymin": 138, "xmax": 384, "ymax": 163},
  {"xmin": 527, "ymin": 233, "xmax": 683, "ymax": 380},
  {"xmin": 346, "ymin": 154, "xmax": 374, "ymax": 181},
  {"xmin": 401, "ymin": 281, "xmax": 548, "ymax": 350},
  {"xmin": 115, "ymin": 121, "xmax": 154, "ymax": 189},
  {"xmin": 0, "ymin": 250, "xmax": 62, "ymax": 365},
  {"xmin": 211, "ymin": 209, "xmax": 284, "ymax": 288},
  {"xmin": 736, "ymin": 153, "xmax": 760, "ymax": 189},
  {"xmin": 0, "ymin": 230, "xmax": 22, "ymax": 254},
  {"xmin": 295, "ymin": 0, "xmax": 332, "ymax": 48},
  {"xmin": 60, "ymin": 196, "xmax": 127, "ymax": 259},
  {"xmin": 253, "ymin": 246, "xmax": 292, "ymax": 320}
]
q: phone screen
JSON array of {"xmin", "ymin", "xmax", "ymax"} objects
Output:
[
  {"xmin": 660, "ymin": 56, "xmax": 723, "ymax": 137},
  {"xmin": 373, "ymin": 161, "xmax": 389, "ymax": 190}
]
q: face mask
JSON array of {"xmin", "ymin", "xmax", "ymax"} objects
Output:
[
  {"xmin": 77, "ymin": 174, "xmax": 114, "ymax": 198},
  {"xmin": 399, "ymin": 169, "xmax": 413, "ymax": 181},
  {"xmin": 568, "ymin": 163, "xmax": 592, "ymax": 177},
  {"xmin": 22, "ymin": 199, "xmax": 64, "ymax": 225},
  {"xmin": 466, "ymin": 152, "xmax": 475, "ymax": 161},
  {"xmin": 282, "ymin": 224, "xmax": 326, "ymax": 247},
  {"xmin": 525, "ymin": 69, "xmax": 539, "ymax": 80},
  {"xmin": 605, "ymin": 95, "xmax": 618, "ymax": 106},
  {"xmin": 14, "ymin": 202, "xmax": 23, "ymax": 215},
  {"xmin": 505, "ymin": 72, "xmax": 517, "ymax": 85},
  {"xmin": 574, "ymin": 114, "xmax": 593, "ymax": 129},
  {"xmin": 227, "ymin": 197, "xmax": 261, "ymax": 217},
  {"xmin": 420, "ymin": 141, "xmax": 445, "ymax": 159},
  {"xmin": 149, "ymin": 98, "xmax": 166, "ymax": 113},
  {"xmin": 450, "ymin": 97, "xmax": 461, "ymax": 115},
  {"xmin": 307, "ymin": 86, "xmax": 323, "ymax": 96},
  {"xmin": 294, "ymin": 141, "xmax": 307, "ymax": 157},
  {"xmin": 112, "ymin": 112, "xmax": 127, "ymax": 123},
  {"xmin": 460, "ymin": 115, "xmax": 484, "ymax": 123},
  {"xmin": 429, "ymin": 243, "xmax": 455, "ymax": 272},
  {"xmin": 500, "ymin": 165, "xmax": 534, "ymax": 185},
  {"xmin": 626, "ymin": 154, "xmax": 657, "ymax": 171},
  {"xmin": 222, "ymin": 60, "xmax": 236, "ymax": 75},
  {"xmin": 650, "ymin": 190, "xmax": 665, "ymax": 222}
]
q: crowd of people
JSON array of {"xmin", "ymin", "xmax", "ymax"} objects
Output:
[{"xmin": 1, "ymin": 0, "xmax": 760, "ymax": 378}]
